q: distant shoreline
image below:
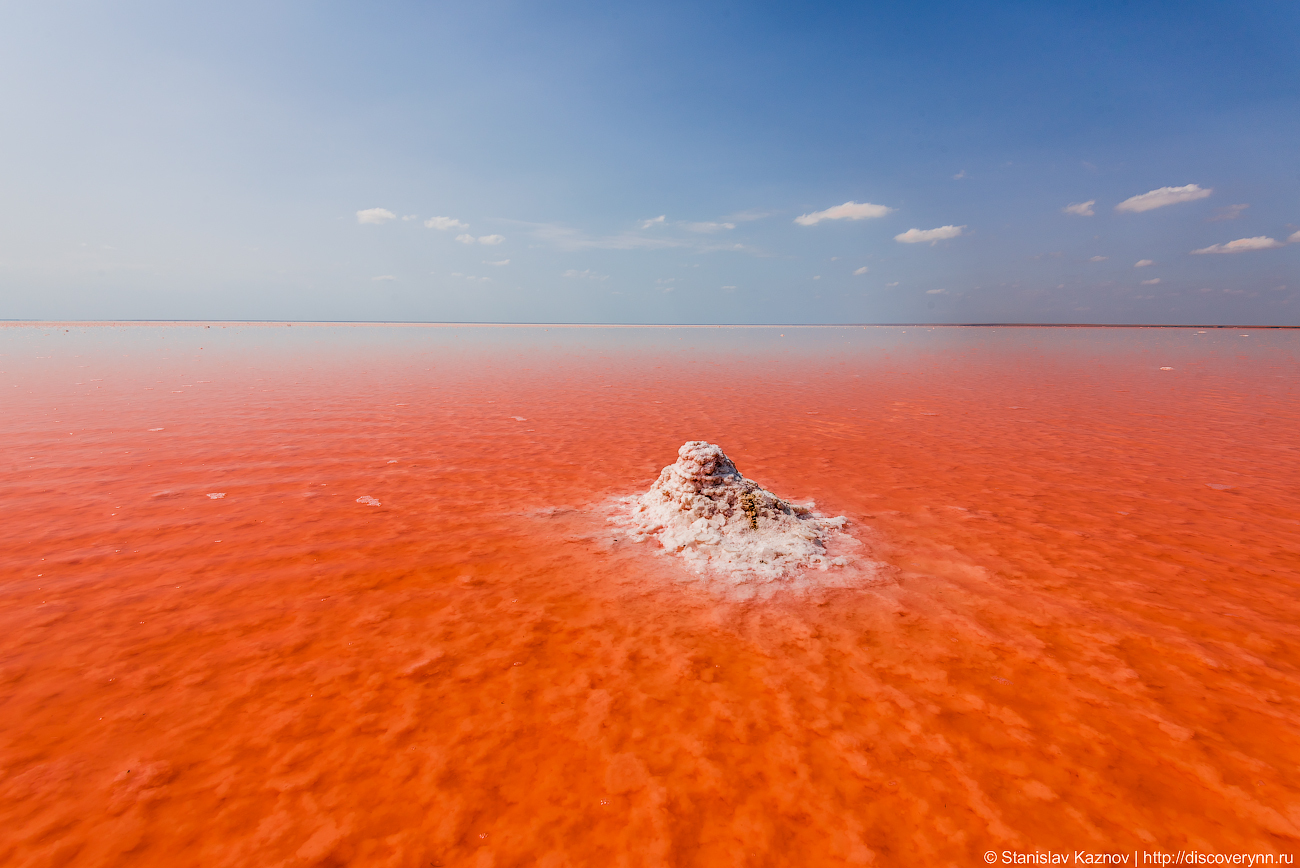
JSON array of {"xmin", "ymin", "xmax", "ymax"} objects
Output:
[{"xmin": 2, "ymin": 321, "xmax": 1298, "ymax": 329}]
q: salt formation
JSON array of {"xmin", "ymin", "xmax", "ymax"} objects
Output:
[{"xmin": 616, "ymin": 441, "xmax": 851, "ymax": 580}]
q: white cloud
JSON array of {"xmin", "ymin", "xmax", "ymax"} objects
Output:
[
  {"xmin": 1208, "ymin": 204, "xmax": 1249, "ymax": 222},
  {"xmin": 722, "ymin": 285, "xmax": 737, "ymax": 290},
  {"xmin": 1062, "ymin": 200, "xmax": 1095, "ymax": 217},
  {"xmin": 1289, "ymin": 231, "xmax": 1300, "ymax": 244},
  {"xmin": 1135, "ymin": 259, "xmax": 1154, "ymax": 268},
  {"xmin": 371, "ymin": 275, "xmax": 396, "ymax": 281},
  {"xmin": 952, "ymin": 170, "xmax": 966, "ymax": 180},
  {"xmin": 686, "ymin": 221, "xmax": 736, "ymax": 233},
  {"xmin": 894, "ymin": 225, "xmax": 966, "ymax": 244},
  {"xmin": 794, "ymin": 201, "xmax": 894, "ymax": 226},
  {"xmin": 450, "ymin": 233, "xmax": 503, "ymax": 246},
  {"xmin": 812, "ymin": 275, "xmax": 821, "ymax": 280},
  {"xmin": 1190, "ymin": 236, "xmax": 1285, "ymax": 254},
  {"xmin": 926, "ymin": 288, "xmax": 947, "ymax": 294},
  {"xmin": 1089, "ymin": 255, "xmax": 1108, "ymax": 262},
  {"xmin": 401, "ymin": 214, "xmax": 419, "ymax": 221},
  {"xmin": 356, "ymin": 208, "xmax": 396, "ymax": 225},
  {"xmin": 1115, "ymin": 184, "xmax": 1212, "ymax": 213},
  {"xmin": 425, "ymin": 216, "xmax": 468, "ymax": 231},
  {"xmin": 853, "ymin": 266, "xmax": 868, "ymax": 275},
  {"xmin": 886, "ymin": 282, "xmax": 899, "ymax": 287},
  {"xmin": 483, "ymin": 259, "xmax": 510, "ymax": 266},
  {"xmin": 562, "ymin": 269, "xmax": 608, "ymax": 280},
  {"xmin": 641, "ymin": 215, "xmax": 666, "ymax": 229},
  {"xmin": 1141, "ymin": 278, "xmax": 1161, "ymax": 285}
]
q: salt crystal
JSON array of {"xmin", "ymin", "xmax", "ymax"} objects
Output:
[{"xmin": 614, "ymin": 441, "xmax": 852, "ymax": 581}]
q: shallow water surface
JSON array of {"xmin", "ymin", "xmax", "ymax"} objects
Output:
[{"xmin": 2, "ymin": 324, "xmax": 1299, "ymax": 867}]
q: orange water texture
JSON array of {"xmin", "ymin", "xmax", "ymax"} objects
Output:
[{"xmin": 3, "ymin": 324, "xmax": 1299, "ymax": 867}]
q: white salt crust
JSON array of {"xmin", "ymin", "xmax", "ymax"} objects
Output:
[{"xmin": 614, "ymin": 441, "xmax": 854, "ymax": 582}]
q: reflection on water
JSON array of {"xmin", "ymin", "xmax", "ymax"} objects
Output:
[{"xmin": 2, "ymin": 324, "xmax": 1298, "ymax": 866}]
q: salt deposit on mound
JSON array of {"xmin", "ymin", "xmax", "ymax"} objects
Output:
[{"xmin": 615, "ymin": 441, "xmax": 853, "ymax": 580}]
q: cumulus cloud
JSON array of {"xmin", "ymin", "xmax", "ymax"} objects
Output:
[
  {"xmin": 371, "ymin": 275, "xmax": 396, "ymax": 281},
  {"xmin": 455, "ymin": 234, "xmax": 476, "ymax": 244},
  {"xmin": 794, "ymin": 201, "xmax": 894, "ymax": 226},
  {"xmin": 853, "ymin": 266, "xmax": 869, "ymax": 275},
  {"xmin": 401, "ymin": 214, "xmax": 419, "ymax": 221},
  {"xmin": 1141, "ymin": 278, "xmax": 1161, "ymax": 285},
  {"xmin": 952, "ymin": 170, "xmax": 966, "ymax": 180},
  {"xmin": 1135, "ymin": 259, "xmax": 1154, "ymax": 268},
  {"xmin": 894, "ymin": 225, "xmax": 966, "ymax": 244},
  {"xmin": 357, "ymin": 208, "xmax": 396, "ymax": 224},
  {"xmin": 641, "ymin": 215, "xmax": 666, "ymax": 229},
  {"xmin": 1089, "ymin": 255, "xmax": 1109, "ymax": 262},
  {"xmin": 1289, "ymin": 231, "xmax": 1300, "ymax": 244},
  {"xmin": 425, "ymin": 216, "xmax": 468, "ymax": 231},
  {"xmin": 1208, "ymin": 204, "xmax": 1249, "ymax": 222},
  {"xmin": 1063, "ymin": 200, "xmax": 1096, "ymax": 217},
  {"xmin": 562, "ymin": 269, "xmax": 608, "ymax": 280},
  {"xmin": 478, "ymin": 234, "xmax": 505, "ymax": 245},
  {"xmin": 686, "ymin": 221, "xmax": 736, "ymax": 233},
  {"xmin": 483, "ymin": 259, "xmax": 510, "ymax": 266},
  {"xmin": 1115, "ymin": 184, "xmax": 1212, "ymax": 213},
  {"xmin": 1190, "ymin": 236, "xmax": 1285, "ymax": 254},
  {"xmin": 926, "ymin": 288, "xmax": 947, "ymax": 294}
]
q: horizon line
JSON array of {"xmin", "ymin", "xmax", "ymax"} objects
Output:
[{"xmin": 1, "ymin": 320, "xmax": 1298, "ymax": 330}]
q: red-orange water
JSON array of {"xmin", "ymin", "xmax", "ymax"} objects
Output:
[{"xmin": 3, "ymin": 324, "xmax": 1299, "ymax": 867}]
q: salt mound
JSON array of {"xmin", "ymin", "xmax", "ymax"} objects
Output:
[{"xmin": 615, "ymin": 441, "xmax": 852, "ymax": 580}]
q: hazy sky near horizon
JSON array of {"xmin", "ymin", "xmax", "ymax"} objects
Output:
[{"xmin": 2, "ymin": 1, "xmax": 1297, "ymax": 324}]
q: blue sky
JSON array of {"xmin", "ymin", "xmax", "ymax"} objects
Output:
[{"xmin": 1, "ymin": 1, "xmax": 1297, "ymax": 324}]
